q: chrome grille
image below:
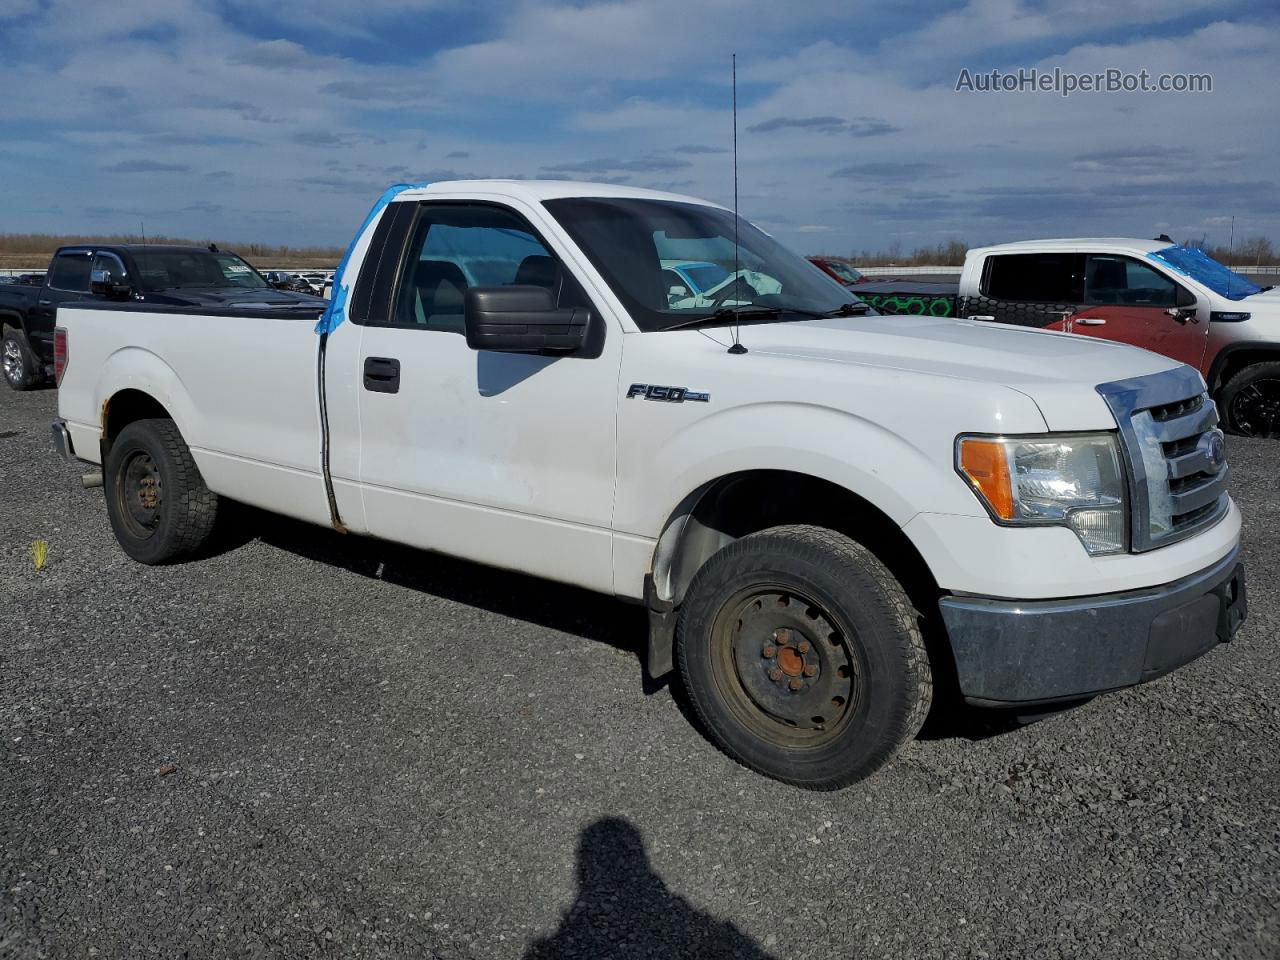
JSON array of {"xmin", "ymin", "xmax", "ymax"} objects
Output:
[{"xmin": 1096, "ymin": 368, "xmax": 1231, "ymax": 552}]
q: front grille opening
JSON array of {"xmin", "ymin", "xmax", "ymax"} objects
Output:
[
  {"xmin": 1169, "ymin": 473, "xmax": 1217, "ymax": 494},
  {"xmin": 1173, "ymin": 501, "xmax": 1218, "ymax": 531},
  {"xmin": 1135, "ymin": 390, "xmax": 1225, "ymax": 548},
  {"xmin": 1149, "ymin": 394, "xmax": 1204, "ymax": 422}
]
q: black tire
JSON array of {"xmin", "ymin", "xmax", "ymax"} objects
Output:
[
  {"xmin": 1219, "ymin": 362, "xmax": 1280, "ymax": 438},
  {"xmin": 676, "ymin": 524, "xmax": 932, "ymax": 790},
  {"xmin": 104, "ymin": 418, "xmax": 219, "ymax": 564},
  {"xmin": 2, "ymin": 326, "xmax": 40, "ymax": 391}
]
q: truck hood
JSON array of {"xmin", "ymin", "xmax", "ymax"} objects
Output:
[
  {"xmin": 730, "ymin": 313, "xmax": 1185, "ymax": 430},
  {"xmin": 140, "ymin": 287, "xmax": 326, "ymax": 311},
  {"xmin": 1236, "ymin": 287, "xmax": 1280, "ymax": 309}
]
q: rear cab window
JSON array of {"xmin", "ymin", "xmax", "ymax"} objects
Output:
[
  {"xmin": 48, "ymin": 251, "xmax": 93, "ymax": 292},
  {"xmin": 981, "ymin": 252, "xmax": 1082, "ymax": 302}
]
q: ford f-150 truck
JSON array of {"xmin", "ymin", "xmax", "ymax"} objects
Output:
[
  {"xmin": 1, "ymin": 244, "xmax": 324, "ymax": 390},
  {"xmin": 859, "ymin": 239, "xmax": 1280, "ymax": 437},
  {"xmin": 51, "ymin": 182, "xmax": 1247, "ymax": 789}
]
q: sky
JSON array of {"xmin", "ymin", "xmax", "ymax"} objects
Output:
[{"xmin": 1, "ymin": 0, "xmax": 1277, "ymax": 255}]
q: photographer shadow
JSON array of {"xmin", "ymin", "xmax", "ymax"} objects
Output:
[{"xmin": 524, "ymin": 817, "xmax": 778, "ymax": 960}]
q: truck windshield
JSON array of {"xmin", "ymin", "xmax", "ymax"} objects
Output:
[
  {"xmin": 825, "ymin": 261, "xmax": 863, "ymax": 284},
  {"xmin": 1148, "ymin": 245, "xmax": 1263, "ymax": 301},
  {"xmin": 544, "ymin": 197, "xmax": 858, "ymax": 332},
  {"xmin": 131, "ymin": 251, "xmax": 270, "ymax": 291}
]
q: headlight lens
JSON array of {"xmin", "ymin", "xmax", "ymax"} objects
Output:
[{"xmin": 957, "ymin": 433, "xmax": 1127, "ymax": 555}]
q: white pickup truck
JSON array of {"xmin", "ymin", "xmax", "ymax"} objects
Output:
[{"xmin": 52, "ymin": 181, "xmax": 1247, "ymax": 789}]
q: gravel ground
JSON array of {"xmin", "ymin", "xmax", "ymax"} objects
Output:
[{"xmin": 1, "ymin": 386, "xmax": 1277, "ymax": 960}]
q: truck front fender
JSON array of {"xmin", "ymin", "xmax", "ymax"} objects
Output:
[{"xmin": 615, "ymin": 401, "xmax": 988, "ymax": 607}]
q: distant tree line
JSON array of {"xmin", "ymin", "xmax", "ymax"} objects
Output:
[{"xmin": 832, "ymin": 235, "xmax": 1277, "ymax": 267}]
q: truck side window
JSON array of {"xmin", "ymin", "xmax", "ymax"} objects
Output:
[
  {"xmin": 390, "ymin": 204, "xmax": 577, "ymax": 334},
  {"xmin": 982, "ymin": 253, "xmax": 1081, "ymax": 302},
  {"xmin": 1084, "ymin": 255, "xmax": 1179, "ymax": 307},
  {"xmin": 48, "ymin": 252, "xmax": 93, "ymax": 292}
]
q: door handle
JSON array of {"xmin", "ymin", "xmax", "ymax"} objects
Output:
[
  {"xmin": 38, "ymin": 299, "xmax": 52, "ymax": 306},
  {"xmin": 363, "ymin": 356, "xmax": 400, "ymax": 394},
  {"xmin": 1075, "ymin": 317, "xmax": 1107, "ymax": 326},
  {"xmin": 967, "ymin": 314, "xmax": 995, "ymax": 321}
]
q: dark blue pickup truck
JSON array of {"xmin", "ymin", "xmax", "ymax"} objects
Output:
[{"xmin": 1, "ymin": 244, "xmax": 324, "ymax": 390}]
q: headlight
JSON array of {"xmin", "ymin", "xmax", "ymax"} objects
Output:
[{"xmin": 956, "ymin": 433, "xmax": 1127, "ymax": 555}]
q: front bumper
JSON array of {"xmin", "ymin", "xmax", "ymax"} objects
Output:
[
  {"xmin": 50, "ymin": 418, "xmax": 77, "ymax": 463},
  {"xmin": 939, "ymin": 547, "xmax": 1247, "ymax": 706}
]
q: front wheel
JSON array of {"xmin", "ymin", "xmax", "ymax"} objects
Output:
[
  {"xmin": 676, "ymin": 525, "xmax": 932, "ymax": 790},
  {"xmin": 104, "ymin": 418, "xmax": 219, "ymax": 564},
  {"xmin": 1219, "ymin": 362, "xmax": 1280, "ymax": 438}
]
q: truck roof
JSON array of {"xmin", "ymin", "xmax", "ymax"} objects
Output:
[
  {"xmin": 968, "ymin": 238, "xmax": 1169, "ymax": 257},
  {"xmin": 55, "ymin": 243, "xmax": 230, "ymax": 255},
  {"xmin": 396, "ymin": 179, "xmax": 725, "ymax": 208}
]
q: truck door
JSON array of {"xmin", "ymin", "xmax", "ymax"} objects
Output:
[
  {"xmin": 30, "ymin": 249, "xmax": 94, "ymax": 363},
  {"xmin": 351, "ymin": 200, "xmax": 622, "ymax": 593},
  {"xmin": 1064, "ymin": 254, "xmax": 1209, "ymax": 370}
]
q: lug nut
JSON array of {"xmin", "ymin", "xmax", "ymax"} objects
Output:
[
  {"xmin": 797, "ymin": 640, "xmax": 810, "ymax": 654},
  {"xmin": 803, "ymin": 665, "xmax": 818, "ymax": 677},
  {"xmin": 769, "ymin": 668, "xmax": 783, "ymax": 681},
  {"xmin": 762, "ymin": 645, "xmax": 776, "ymax": 658},
  {"xmin": 775, "ymin": 628, "xmax": 790, "ymax": 643},
  {"xmin": 788, "ymin": 678, "xmax": 803, "ymax": 691}
]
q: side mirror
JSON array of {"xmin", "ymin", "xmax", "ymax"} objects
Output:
[
  {"xmin": 1175, "ymin": 285, "xmax": 1197, "ymax": 308},
  {"xmin": 464, "ymin": 285, "xmax": 588, "ymax": 354},
  {"xmin": 90, "ymin": 269, "xmax": 131, "ymax": 300}
]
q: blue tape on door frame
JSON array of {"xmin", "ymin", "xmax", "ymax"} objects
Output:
[{"xmin": 315, "ymin": 182, "xmax": 429, "ymax": 335}]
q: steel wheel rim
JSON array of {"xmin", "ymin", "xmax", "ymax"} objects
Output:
[
  {"xmin": 1231, "ymin": 378, "xmax": 1280, "ymax": 438},
  {"xmin": 2, "ymin": 339, "xmax": 21, "ymax": 383},
  {"xmin": 709, "ymin": 585, "xmax": 865, "ymax": 749},
  {"xmin": 117, "ymin": 451, "xmax": 163, "ymax": 538}
]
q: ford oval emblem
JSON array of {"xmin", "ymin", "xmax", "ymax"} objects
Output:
[{"xmin": 1201, "ymin": 430, "xmax": 1227, "ymax": 472}]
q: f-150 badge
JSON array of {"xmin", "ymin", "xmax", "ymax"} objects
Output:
[{"xmin": 626, "ymin": 384, "xmax": 710, "ymax": 403}]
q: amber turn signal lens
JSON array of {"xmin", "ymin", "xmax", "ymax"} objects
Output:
[{"xmin": 958, "ymin": 438, "xmax": 1015, "ymax": 520}]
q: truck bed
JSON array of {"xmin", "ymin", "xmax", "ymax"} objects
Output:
[
  {"xmin": 57, "ymin": 302, "xmax": 333, "ymax": 526},
  {"xmin": 856, "ymin": 280, "xmax": 959, "ymax": 318}
]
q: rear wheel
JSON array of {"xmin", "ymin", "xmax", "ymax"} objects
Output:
[
  {"xmin": 1220, "ymin": 362, "xmax": 1280, "ymax": 438},
  {"xmin": 677, "ymin": 525, "xmax": 932, "ymax": 790},
  {"xmin": 104, "ymin": 418, "xmax": 219, "ymax": 564},
  {"xmin": 2, "ymin": 327, "xmax": 39, "ymax": 391}
]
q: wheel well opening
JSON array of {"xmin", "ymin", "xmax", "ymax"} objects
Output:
[
  {"xmin": 655, "ymin": 470, "xmax": 938, "ymax": 612},
  {"xmin": 1211, "ymin": 347, "xmax": 1280, "ymax": 394},
  {"xmin": 651, "ymin": 469, "xmax": 958, "ymax": 694},
  {"xmin": 104, "ymin": 390, "xmax": 172, "ymax": 443}
]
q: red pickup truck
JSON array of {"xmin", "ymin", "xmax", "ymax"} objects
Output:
[{"xmin": 858, "ymin": 239, "xmax": 1280, "ymax": 437}]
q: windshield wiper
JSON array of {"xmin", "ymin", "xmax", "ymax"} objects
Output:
[
  {"xmin": 660, "ymin": 306, "xmax": 782, "ymax": 332},
  {"xmin": 660, "ymin": 301, "xmax": 870, "ymax": 333},
  {"xmin": 797, "ymin": 302, "xmax": 871, "ymax": 319}
]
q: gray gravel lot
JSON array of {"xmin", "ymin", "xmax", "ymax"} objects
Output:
[{"xmin": 1, "ymin": 385, "xmax": 1277, "ymax": 960}]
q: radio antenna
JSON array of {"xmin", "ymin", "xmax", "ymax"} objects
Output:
[{"xmin": 728, "ymin": 52, "xmax": 747, "ymax": 355}]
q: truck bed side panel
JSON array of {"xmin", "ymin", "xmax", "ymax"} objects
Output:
[{"xmin": 56, "ymin": 306, "xmax": 332, "ymax": 526}]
